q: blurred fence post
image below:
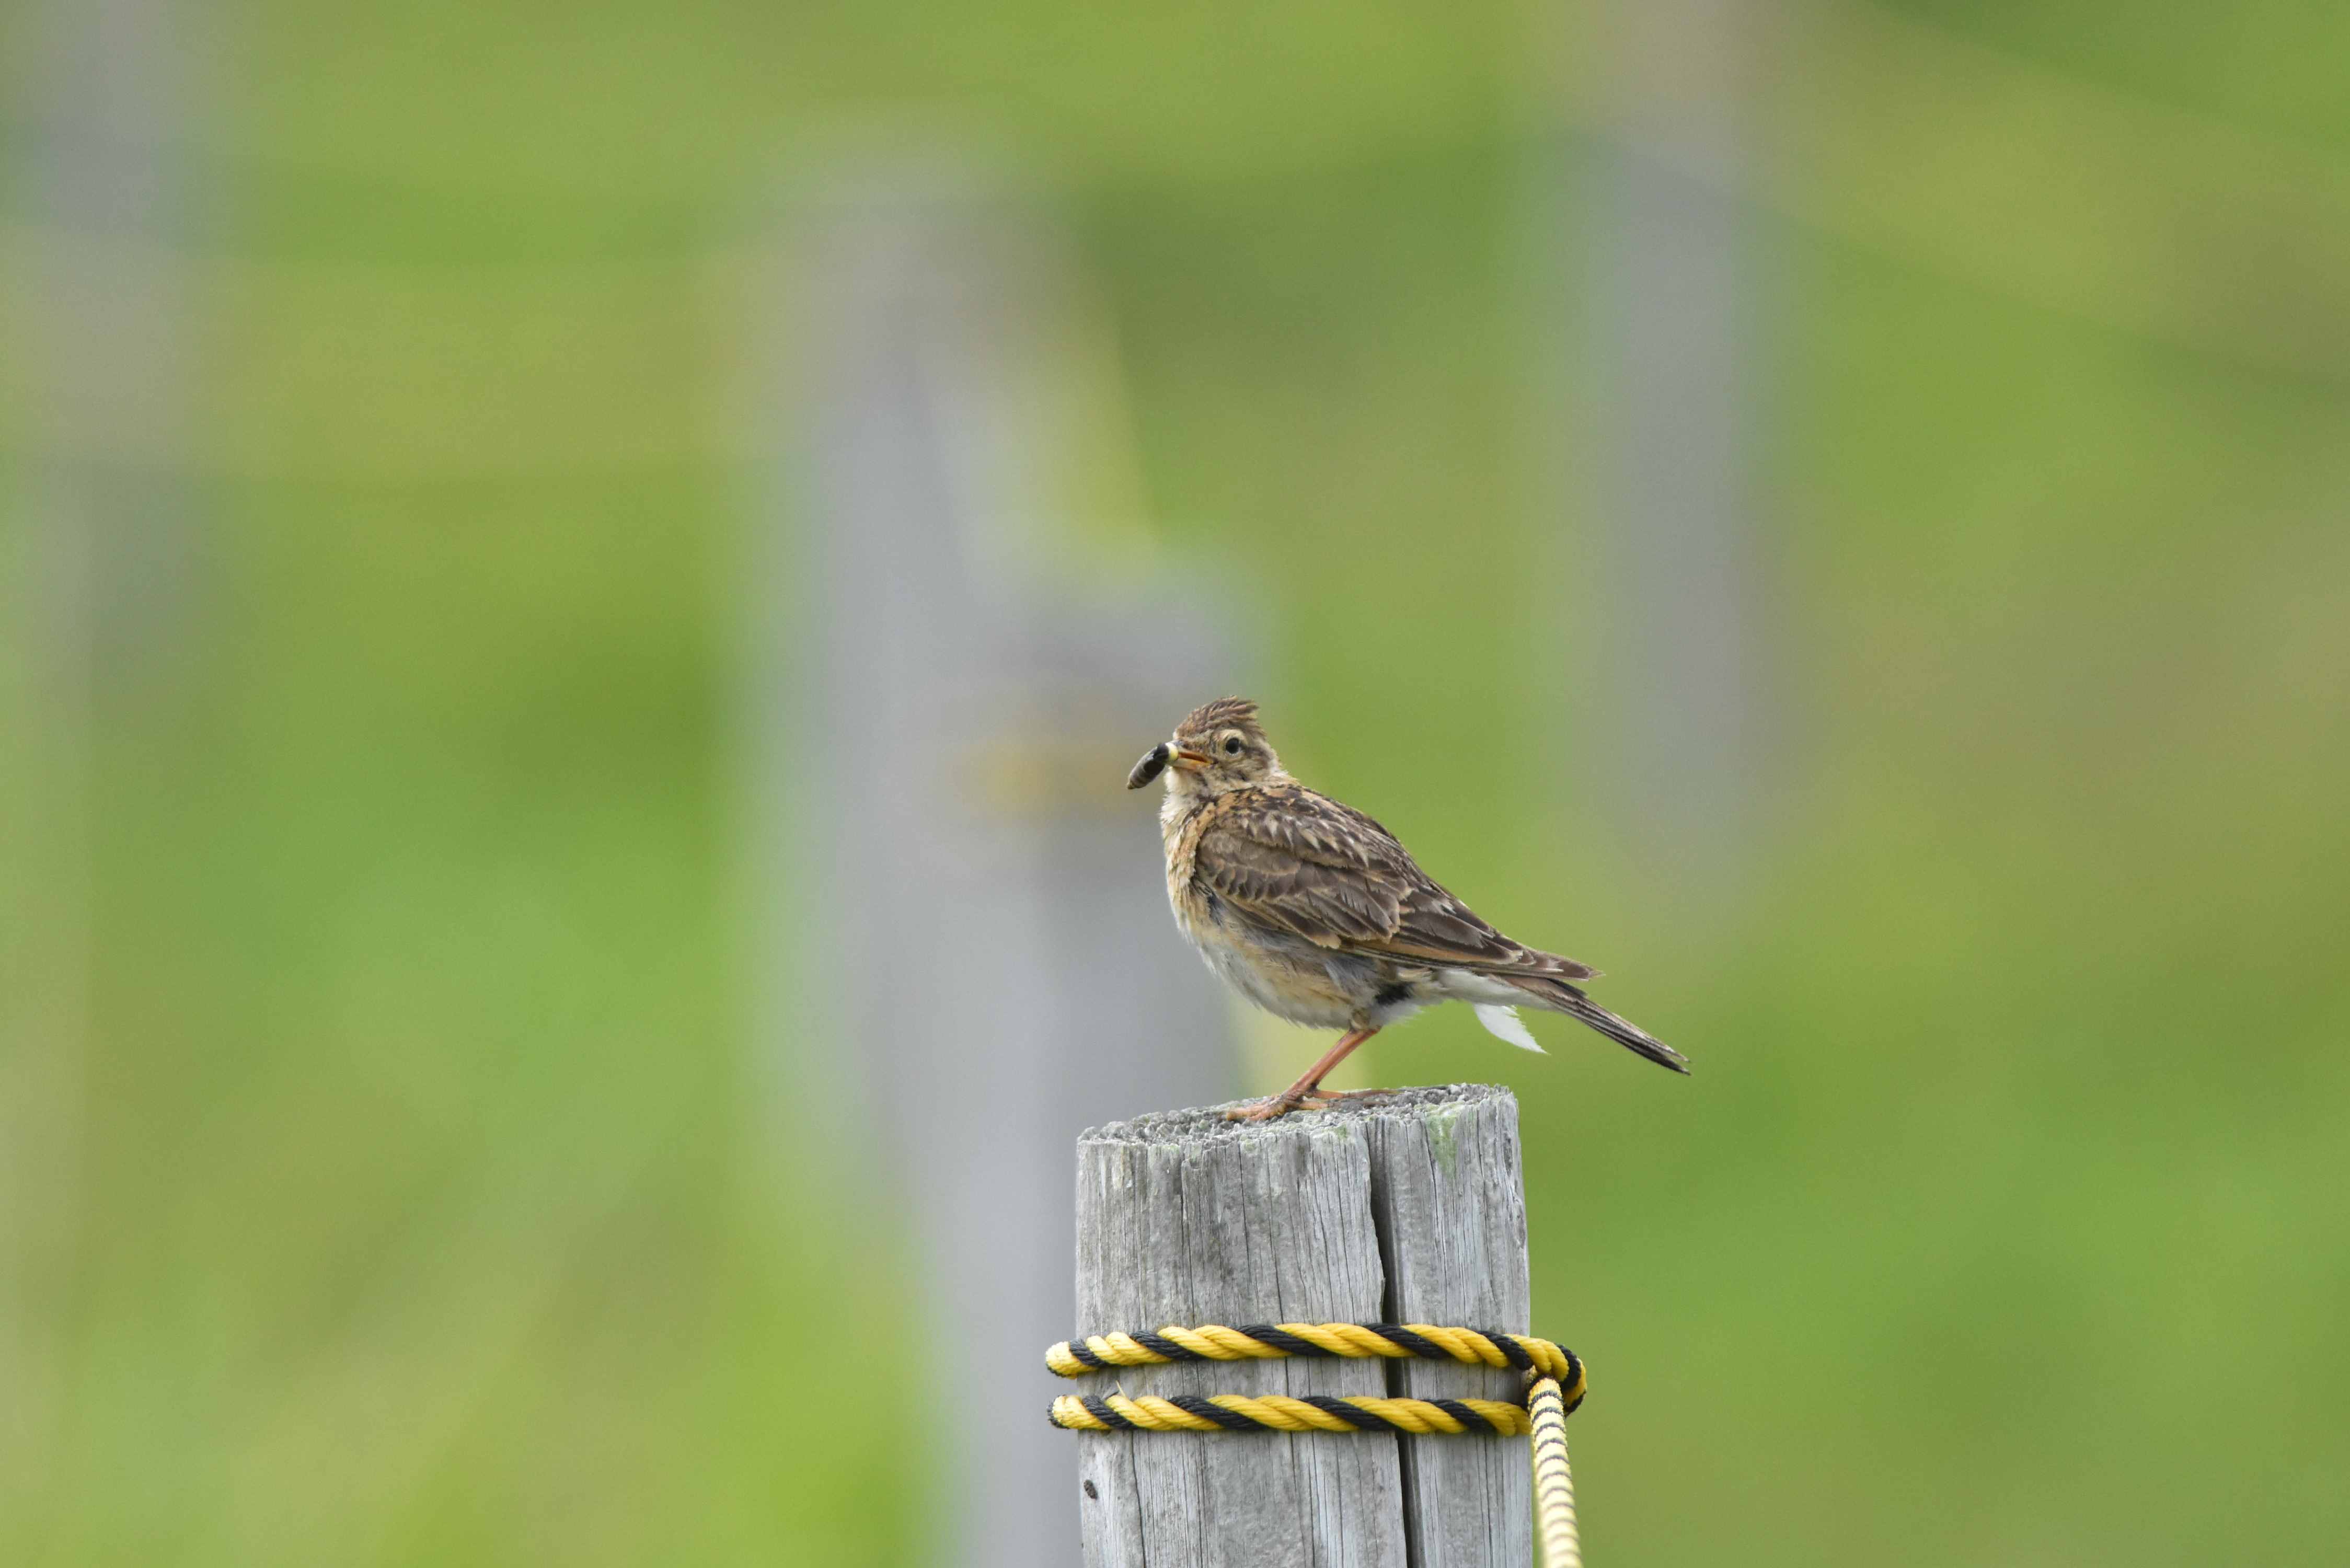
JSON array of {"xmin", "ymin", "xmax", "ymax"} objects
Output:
[
  {"xmin": 1072, "ymin": 1086, "xmax": 1531, "ymax": 1567},
  {"xmin": 1580, "ymin": 0, "xmax": 1777, "ymax": 876},
  {"xmin": 3, "ymin": 0, "xmax": 201, "ymax": 1503},
  {"xmin": 16, "ymin": 0, "xmax": 209, "ymax": 690},
  {"xmin": 750, "ymin": 166, "xmax": 1240, "ymax": 1568}
]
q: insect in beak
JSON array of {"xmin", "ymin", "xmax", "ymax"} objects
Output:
[{"xmin": 1126, "ymin": 743, "xmax": 1170, "ymax": 790}]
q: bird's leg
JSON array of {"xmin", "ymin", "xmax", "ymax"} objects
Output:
[
  {"xmin": 1224, "ymin": 1027, "xmax": 1383, "ymax": 1122},
  {"xmin": 1289, "ymin": 1025, "xmax": 1382, "ymax": 1097}
]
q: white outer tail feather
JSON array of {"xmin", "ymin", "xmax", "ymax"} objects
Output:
[{"xmin": 1473, "ymin": 1004, "xmax": 1545, "ymax": 1054}]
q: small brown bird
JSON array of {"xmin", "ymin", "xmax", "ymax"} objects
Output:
[{"xmin": 1132, "ymin": 697, "xmax": 1688, "ymax": 1121}]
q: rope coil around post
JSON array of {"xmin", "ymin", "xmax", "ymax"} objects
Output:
[{"xmin": 1046, "ymin": 1321, "xmax": 1586, "ymax": 1566}]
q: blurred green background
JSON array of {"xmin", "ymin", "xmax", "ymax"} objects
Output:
[{"xmin": 6, "ymin": 1, "xmax": 2348, "ymax": 1563}]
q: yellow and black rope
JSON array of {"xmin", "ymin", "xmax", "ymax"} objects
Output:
[
  {"xmin": 1528, "ymin": 1366, "xmax": 1583, "ymax": 1568},
  {"xmin": 1046, "ymin": 1322, "xmax": 1586, "ymax": 1564},
  {"xmin": 1046, "ymin": 1321, "xmax": 1582, "ymax": 1436}
]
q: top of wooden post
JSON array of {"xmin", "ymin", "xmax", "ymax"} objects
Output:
[{"xmin": 1079, "ymin": 1081, "xmax": 1516, "ymax": 1148}]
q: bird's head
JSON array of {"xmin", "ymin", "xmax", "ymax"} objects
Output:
[{"xmin": 1128, "ymin": 696, "xmax": 1285, "ymax": 798}]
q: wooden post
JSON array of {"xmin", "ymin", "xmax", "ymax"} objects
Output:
[{"xmin": 1073, "ymin": 1085, "xmax": 1532, "ymax": 1567}]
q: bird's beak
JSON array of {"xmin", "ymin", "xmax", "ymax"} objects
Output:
[{"xmin": 1168, "ymin": 746, "xmax": 1212, "ymax": 771}]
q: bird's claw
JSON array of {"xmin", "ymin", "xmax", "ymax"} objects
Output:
[
  {"xmin": 1223, "ymin": 1093, "xmax": 1307, "ymax": 1123},
  {"xmin": 1297, "ymin": 1087, "xmax": 1400, "ymax": 1111},
  {"xmin": 1223, "ymin": 1086, "xmax": 1400, "ymax": 1122}
]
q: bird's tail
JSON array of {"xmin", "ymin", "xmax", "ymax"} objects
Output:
[{"xmin": 1505, "ymin": 975, "xmax": 1691, "ymax": 1074}]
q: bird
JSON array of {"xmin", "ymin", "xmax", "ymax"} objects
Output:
[{"xmin": 1128, "ymin": 697, "xmax": 1688, "ymax": 1122}]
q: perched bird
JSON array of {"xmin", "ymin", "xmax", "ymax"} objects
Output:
[{"xmin": 1131, "ymin": 697, "xmax": 1688, "ymax": 1121}]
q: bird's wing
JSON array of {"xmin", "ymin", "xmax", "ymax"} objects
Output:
[
  {"xmin": 1194, "ymin": 787, "xmax": 1597, "ymax": 979},
  {"xmin": 1191, "ymin": 787, "xmax": 1413, "ymax": 947}
]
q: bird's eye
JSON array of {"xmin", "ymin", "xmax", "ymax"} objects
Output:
[{"xmin": 1222, "ymin": 735, "xmax": 1243, "ymax": 756}]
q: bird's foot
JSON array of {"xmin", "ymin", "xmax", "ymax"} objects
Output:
[
  {"xmin": 1223, "ymin": 1092, "xmax": 1308, "ymax": 1123},
  {"xmin": 1297, "ymin": 1087, "xmax": 1401, "ymax": 1111},
  {"xmin": 1223, "ymin": 1086, "xmax": 1400, "ymax": 1122}
]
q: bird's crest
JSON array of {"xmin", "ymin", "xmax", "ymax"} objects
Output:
[{"xmin": 1177, "ymin": 696, "xmax": 1265, "ymax": 744}]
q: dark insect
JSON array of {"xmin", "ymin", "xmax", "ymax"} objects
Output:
[
  {"xmin": 1082, "ymin": 1480, "xmax": 1099, "ymax": 1500},
  {"xmin": 1126, "ymin": 742, "xmax": 1170, "ymax": 790}
]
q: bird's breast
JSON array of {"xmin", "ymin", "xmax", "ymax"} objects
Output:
[
  {"xmin": 1154, "ymin": 791, "xmax": 1356, "ymax": 1028},
  {"xmin": 1160, "ymin": 789, "xmax": 1230, "ymax": 923}
]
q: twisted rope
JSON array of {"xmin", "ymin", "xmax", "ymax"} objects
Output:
[
  {"xmin": 1529, "ymin": 1368, "xmax": 1582, "ymax": 1568},
  {"xmin": 1047, "ymin": 1322, "xmax": 1586, "ymax": 1565}
]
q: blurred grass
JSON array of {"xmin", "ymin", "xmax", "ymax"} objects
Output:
[
  {"xmin": 6, "ymin": 0, "xmax": 2350, "ymax": 1563},
  {"xmin": 10, "ymin": 511, "xmax": 915, "ymax": 1564}
]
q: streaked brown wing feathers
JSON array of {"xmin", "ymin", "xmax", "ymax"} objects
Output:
[
  {"xmin": 1192, "ymin": 789, "xmax": 1410, "ymax": 948},
  {"xmin": 1193, "ymin": 786, "xmax": 1597, "ymax": 978}
]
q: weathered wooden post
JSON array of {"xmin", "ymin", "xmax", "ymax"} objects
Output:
[{"xmin": 1072, "ymin": 1085, "xmax": 1534, "ymax": 1567}]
